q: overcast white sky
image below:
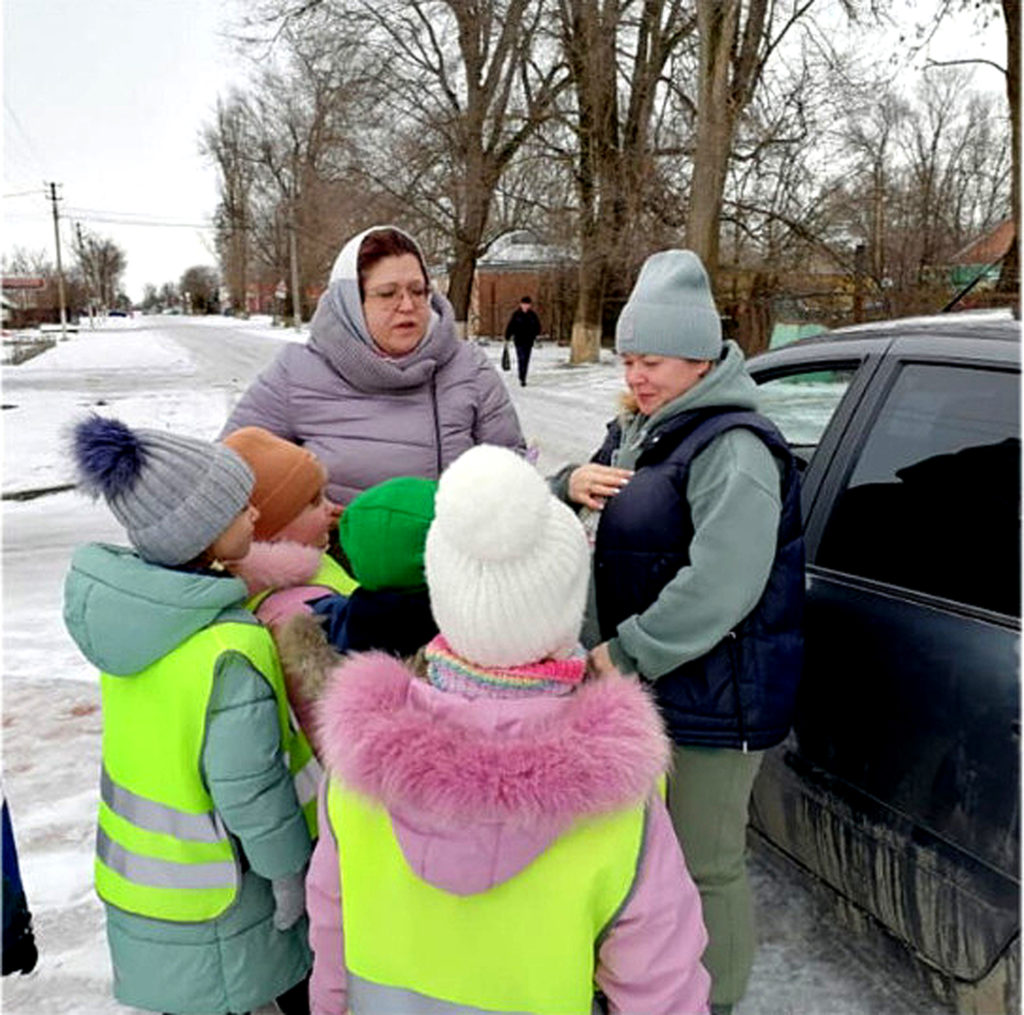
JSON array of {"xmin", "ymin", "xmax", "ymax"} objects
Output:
[
  {"xmin": 1, "ymin": 0, "xmax": 1009, "ymax": 304},
  {"xmin": 3, "ymin": 0, "xmax": 247, "ymax": 301}
]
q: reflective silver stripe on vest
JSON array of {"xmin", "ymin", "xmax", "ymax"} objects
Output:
[
  {"xmin": 101, "ymin": 767, "xmax": 225, "ymax": 844},
  {"xmin": 96, "ymin": 828, "xmax": 236, "ymax": 890},
  {"xmin": 348, "ymin": 973, "xmax": 532, "ymax": 1015},
  {"xmin": 293, "ymin": 755, "xmax": 322, "ymax": 808}
]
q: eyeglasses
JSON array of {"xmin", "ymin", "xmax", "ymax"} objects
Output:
[{"xmin": 364, "ymin": 282, "xmax": 431, "ymax": 307}]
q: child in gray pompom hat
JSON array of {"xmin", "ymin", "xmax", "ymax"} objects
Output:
[
  {"xmin": 62, "ymin": 415, "xmax": 316, "ymax": 1015},
  {"xmin": 71, "ymin": 414, "xmax": 255, "ymax": 566}
]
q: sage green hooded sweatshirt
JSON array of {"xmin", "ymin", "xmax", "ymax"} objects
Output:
[
  {"xmin": 64, "ymin": 543, "xmax": 311, "ymax": 1015},
  {"xmin": 554, "ymin": 340, "xmax": 782, "ymax": 681}
]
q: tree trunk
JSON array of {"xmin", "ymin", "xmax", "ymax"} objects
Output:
[
  {"xmin": 727, "ymin": 270, "xmax": 775, "ymax": 355},
  {"xmin": 685, "ymin": 0, "xmax": 741, "ymax": 286},
  {"xmin": 289, "ymin": 194, "xmax": 302, "ymax": 327},
  {"xmin": 997, "ymin": 0, "xmax": 1020, "ymax": 295},
  {"xmin": 238, "ymin": 207, "xmax": 249, "ymax": 318},
  {"xmin": 446, "ymin": 159, "xmax": 493, "ymax": 338},
  {"xmin": 570, "ymin": 242, "xmax": 605, "ymax": 363},
  {"xmin": 446, "ymin": 245, "xmax": 477, "ymax": 340},
  {"xmin": 686, "ymin": 125, "xmax": 731, "ymax": 285},
  {"xmin": 564, "ymin": 0, "xmax": 621, "ymax": 363}
]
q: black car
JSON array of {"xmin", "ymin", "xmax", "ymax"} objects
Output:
[{"xmin": 746, "ymin": 311, "xmax": 1020, "ymax": 1013}]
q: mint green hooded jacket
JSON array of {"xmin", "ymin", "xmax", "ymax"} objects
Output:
[
  {"xmin": 64, "ymin": 543, "xmax": 311, "ymax": 1015},
  {"xmin": 553, "ymin": 340, "xmax": 782, "ymax": 679}
]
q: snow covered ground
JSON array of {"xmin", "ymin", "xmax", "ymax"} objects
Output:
[{"xmin": 1, "ymin": 315, "xmax": 949, "ymax": 1013}]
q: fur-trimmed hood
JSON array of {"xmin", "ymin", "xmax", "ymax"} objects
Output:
[
  {"xmin": 229, "ymin": 540, "xmax": 323, "ymax": 597},
  {"xmin": 316, "ymin": 652, "xmax": 670, "ymax": 894}
]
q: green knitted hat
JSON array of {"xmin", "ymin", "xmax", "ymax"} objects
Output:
[{"xmin": 338, "ymin": 476, "xmax": 438, "ymax": 591}]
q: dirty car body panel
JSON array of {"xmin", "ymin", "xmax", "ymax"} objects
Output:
[{"xmin": 746, "ymin": 314, "xmax": 1020, "ymax": 994}]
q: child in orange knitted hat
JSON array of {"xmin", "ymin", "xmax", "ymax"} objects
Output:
[{"xmin": 223, "ymin": 427, "xmax": 358, "ymax": 744}]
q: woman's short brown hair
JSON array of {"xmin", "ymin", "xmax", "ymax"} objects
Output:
[{"xmin": 356, "ymin": 228, "xmax": 429, "ymax": 300}]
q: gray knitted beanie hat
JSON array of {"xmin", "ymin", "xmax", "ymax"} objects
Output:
[
  {"xmin": 72, "ymin": 415, "xmax": 254, "ymax": 566},
  {"xmin": 615, "ymin": 249, "xmax": 722, "ymax": 361}
]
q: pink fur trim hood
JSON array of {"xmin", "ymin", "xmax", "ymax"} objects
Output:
[
  {"xmin": 230, "ymin": 540, "xmax": 323, "ymax": 596},
  {"xmin": 315, "ymin": 652, "xmax": 671, "ymax": 893}
]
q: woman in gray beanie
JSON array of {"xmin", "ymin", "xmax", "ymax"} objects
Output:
[
  {"xmin": 63, "ymin": 416, "xmax": 316, "ymax": 1015},
  {"xmin": 552, "ymin": 250, "xmax": 805, "ymax": 1014}
]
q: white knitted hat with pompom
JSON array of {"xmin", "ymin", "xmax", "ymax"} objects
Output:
[{"xmin": 425, "ymin": 445, "xmax": 590, "ymax": 667}]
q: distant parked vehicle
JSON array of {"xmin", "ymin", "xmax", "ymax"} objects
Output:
[
  {"xmin": 107, "ymin": 308, "xmax": 128, "ymax": 317},
  {"xmin": 746, "ymin": 311, "xmax": 1020, "ymax": 1014}
]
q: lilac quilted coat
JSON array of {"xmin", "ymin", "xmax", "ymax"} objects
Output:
[{"xmin": 222, "ymin": 231, "xmax": 524, "ymax": 504}]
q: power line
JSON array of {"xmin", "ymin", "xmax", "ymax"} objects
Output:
[
  {"xmin": 3, "ymin": 189, "xmax": 44, "ymax": 199},
  {"xmin": 68, "ymin": 213, "xmax": 214, "ymax": 229},
  {"xmin": 3, "ymin": 99, "xmax": 47, "ymax": 176},
  {"xmin": 64, "ymin": 206, "xmax": 213, "ymax": 228},
  {"xmin": 5, "ymin": 207, "xmax": 214, "ymax": 229}
]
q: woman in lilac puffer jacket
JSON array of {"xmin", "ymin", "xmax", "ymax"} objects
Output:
[{"xmin": 221, "ymin": 226, "xmax": 525, "ymax": 505}]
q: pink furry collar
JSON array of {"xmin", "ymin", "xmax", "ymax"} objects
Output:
[
  {"xmin": 316, "ymin": 652, "xmax": 670, "ymax": 825},
  {"xmin": 229, "ymin": 540, "xmax": 323, "ymax": 596}
]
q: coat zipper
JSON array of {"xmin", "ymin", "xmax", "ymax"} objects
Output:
[{"xmin": 430, "ymin": 376, "xmax": 442, "ymax": 476}]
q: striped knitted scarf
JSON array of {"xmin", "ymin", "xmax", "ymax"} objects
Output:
[{"xmin": 424, "ymin": 635, "xmax": 587, "ymax": 699}]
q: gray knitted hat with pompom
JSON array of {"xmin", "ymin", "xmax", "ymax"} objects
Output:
[{"xmin": 72, "ymin": 415, "xmax": 253, "ymax": 566}]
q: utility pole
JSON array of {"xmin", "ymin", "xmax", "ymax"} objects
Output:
[{"xmin": 46, "ymin": 182, "xmax": 69, "ymax": 340}]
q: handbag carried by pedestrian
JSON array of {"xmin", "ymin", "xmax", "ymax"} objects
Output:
[{"xmin": 501, "ymin": 341, "xmax": 511, "ymax": 372}]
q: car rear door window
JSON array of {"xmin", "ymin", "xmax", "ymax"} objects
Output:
[
  {"xmin": 816, "ymin": 363, "xmax": 1020, "ymax": 617},
  {"xmin": 756, "ymin": 368, "xmax": 856, "ymax": 466}
]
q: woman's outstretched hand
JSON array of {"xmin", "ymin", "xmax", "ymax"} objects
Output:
[{"xmin": 568, "ymin": 463, "xmax": 633, "ymax": 510}]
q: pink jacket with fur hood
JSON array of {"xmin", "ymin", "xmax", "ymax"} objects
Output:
[
  {"xmin": 231, "ymin": 541, "xmax": 339, "ymax": 754},
  {"xmin": 307, "ymin": 652, "xmax": 710, "ymax": 1015},
  {"xmin": 231, "ymin": 540, "xmax": 329, "ymax": 628}
]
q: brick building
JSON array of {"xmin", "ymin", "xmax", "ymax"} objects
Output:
[{"xmin": 470, "ymin": 231, "xmax": 576, "ymax": 343}]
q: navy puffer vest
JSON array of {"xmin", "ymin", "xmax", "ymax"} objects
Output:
[{"xmin": 593, "ymin": 407, "xmax": 805, "ymax": 749}]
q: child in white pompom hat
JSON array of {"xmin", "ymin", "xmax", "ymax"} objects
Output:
[{"xmin": 306, "ymin": 444, "xmax": 710, "ymax": 1015}]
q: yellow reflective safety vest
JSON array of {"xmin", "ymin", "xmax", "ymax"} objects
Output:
[
  {"xmin": 246, "ymin": 552, "xmax": 357, "ymax": 613},
  {"xmin": 327, "ymin": 780, "xmax": 647, "ymax": 1014},
  {"xmin": 96, "ymin": 613, "xmax": 319, "ymax": 923}
]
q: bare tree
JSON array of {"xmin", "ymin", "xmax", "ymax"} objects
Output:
[
  {"xmin": 201, "ymin": 93, "xmax": 256, "ymax": 316},
  {"xmin": 240, "ymin": 0, "xmax": 569, "ymax": 336},
  {"xmin": 558, "ymin": 0, "xmax": 696, "ymax": 363},
  {"xmin": 996, "ymin": 0, "xmax": 1018, "ymax": 292},
  {"xmin": 181, "ymin": 265, "xmax": 221, "ymax": 314},
  {"xmin": 217, "ymin": 11, "xmax": 377, "ymax": 322},
  {"xmin": 72, "ymin": 228, "xmax": 126, "ymax": 310},
  {"xmin": 354, "ymin": 0, "xmax": 570, "ymax": 333},
  {"xmin": 684, "ymin": 0, "xmax": 835, "ymax": 286},
  {"xmin": 821, "ymin": 68, "xmax": 1010, "ymax": 318},
  {"xmin": 159, "ymin": 281, "xmax": 181, "ymax": 310}
]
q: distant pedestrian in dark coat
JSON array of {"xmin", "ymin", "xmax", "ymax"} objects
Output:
[
  {"xmin": 505, "ymin": 296, "xmax": 541, "ymax": 386},
  {"xmin": 2, "ymin": 798, "xmax": 38, "ymax": 977}
]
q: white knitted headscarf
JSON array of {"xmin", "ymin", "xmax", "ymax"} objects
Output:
[{"xmin": 425, "ymin": 445, "xmax": 590, "ymax": 667}]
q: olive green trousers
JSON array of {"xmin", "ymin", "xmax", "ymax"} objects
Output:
[{"xmin": 667, "ymin": 744, "xmax": 764, "ymax": 1008}]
